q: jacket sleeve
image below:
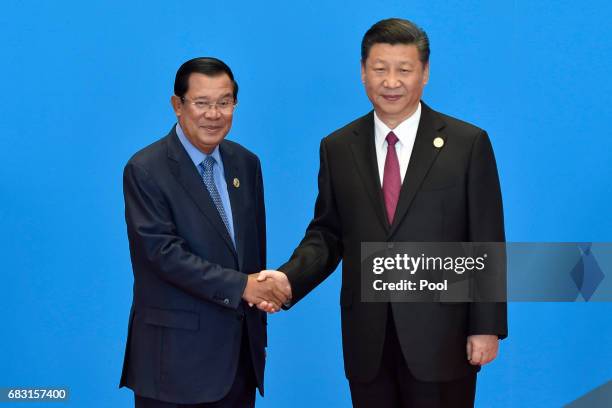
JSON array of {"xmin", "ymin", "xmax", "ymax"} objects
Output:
[
  {"xmin": 466, "ymin": 131, "xmax": 508, "ymax": 339},
  {"xmin": 123, "ymin": 162, "xmax": 247, "ymax": 310},
  {"xmin": 278, "ymin": 139, "xmax": 343, "ymax": 306}
]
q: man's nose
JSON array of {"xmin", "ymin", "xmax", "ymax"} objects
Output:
[
  {"xmin": 383, "ymin": 72, "xmax": 401, "ymax": 88},
  {"xmin": 204, "ymin": 107, "xmax": 222, "ymax": 119}
]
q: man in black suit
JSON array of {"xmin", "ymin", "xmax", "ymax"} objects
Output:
[
  {"xmin": 119, "ymin": 57, "xmax": 290, "ymax": 408},
  {"xmin": 259, "ymin": 19, "xmax": 507, "ymax": 407}
]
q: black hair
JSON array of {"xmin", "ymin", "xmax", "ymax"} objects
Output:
[
  {"xmin": 361, "ymin": 18, "xmax": 430, "ymax": 64},
  {"xmin": 174, "ymin": 57, "xmax": 238, "ymax": 100}
]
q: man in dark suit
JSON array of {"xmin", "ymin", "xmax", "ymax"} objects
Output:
[
  {"xmin": 119, "ymin": 57, "xmax": 289, "ymax": 408},
  {"xmin": 258, "ymin": 19, "xmax": 507, "ymax": 407}
]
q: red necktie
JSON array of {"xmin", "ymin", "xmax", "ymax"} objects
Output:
[{"xmin": 382, "ymin": 131, "xmax": 401, "ymax": 225}]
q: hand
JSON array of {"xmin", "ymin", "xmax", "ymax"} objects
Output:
[
  {"xmin": 255, "ymin": 270, "xmax": 292, "ymax": 313},
  {"xmin": 466, "ymin": 335, "xmax": 499, "ymax": 366},
  {"xmin": 242, "ymin": 273, "xmax": 289, "ymax": 312}
]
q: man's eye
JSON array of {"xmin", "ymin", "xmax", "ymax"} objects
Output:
[
  {"xmin": 218, "ymin": 100, "xmax": 232, "ymax": 107},
  {"xmin": 195, "ymin": 102, "xmax": 208, "ymax": 109}
]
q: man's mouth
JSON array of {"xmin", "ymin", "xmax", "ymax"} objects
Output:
[
  {"xmin": 200, "ymin": 125, "xmax": 221, "ymax": 132},
  {"xmin": 382, "ymin": 95, "xmax": 402, "ymax": 102}
]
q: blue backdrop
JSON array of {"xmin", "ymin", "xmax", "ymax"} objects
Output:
[{"xmin": 1, "ymin": 1, "xmax": 611, "ymax": 407}]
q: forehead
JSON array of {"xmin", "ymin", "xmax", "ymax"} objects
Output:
[
  {"xmin": 366, "ymin": 43, "xmax": 421, "ymax": 65},
  {"xmin": 186, "ymin": 73, "xmax": 233, "ymax": 98}
]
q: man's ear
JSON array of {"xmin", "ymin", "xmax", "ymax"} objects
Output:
[
  {"xmin": 170, "ymin": 95, "xmax": 182, "ymax": 117},
  {"xmin": 360, "ymin": 60, "xmax": 366, "ymax": 84},
  {"xmin": 423, "ymin": 62, "xmax": 430, "ymax": 86}
]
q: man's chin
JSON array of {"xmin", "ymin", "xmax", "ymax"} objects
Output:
[
  {"xmin": 377, "ymin": 107, "xmax": 407, "ymax": 118},
  {"xmin": 193, "ymin": 135, "xmax": 224, "ymax": 152},
  {"xmin": 198, "ymin": 127, "xmax": 226, "ymax": 137}
]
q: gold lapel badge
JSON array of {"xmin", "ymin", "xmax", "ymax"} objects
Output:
[
  {"xmin": 433, "ymin": 137, "xmax": 444, "ymax": 149},
  {"xmin": 233, "ymin": 178, "xmax": 240, "ymax": 188}
]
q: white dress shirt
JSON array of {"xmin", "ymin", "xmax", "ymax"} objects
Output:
[{"xmin": 374, "ymin": 102, "xmax": 422, "ymax": 186}]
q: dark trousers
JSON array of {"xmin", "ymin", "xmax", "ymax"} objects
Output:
[
  {"xmin": 349, "ymin": 308, "xmax": 476, "ymax": 408},
  {"xmin": 135, "ymin": 324, "xmax": 256, "ymax": 408}
]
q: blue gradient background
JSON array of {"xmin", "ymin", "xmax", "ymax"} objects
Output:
[{"xmin": 1, "ymin": 1, "xmax": 611, "ymax": 407}]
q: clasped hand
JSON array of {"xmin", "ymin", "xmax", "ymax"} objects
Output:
[{"xmin": 242, "ymin": 270, "xmax": 292, "ymax": 313}]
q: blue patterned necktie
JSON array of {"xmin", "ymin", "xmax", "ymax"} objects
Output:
[{"xmin": 198, "ymin": 156, "xmax": 232, "ymax": 236}]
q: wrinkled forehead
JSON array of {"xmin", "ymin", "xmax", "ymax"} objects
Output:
[{"xmin": 186, "ymin": 73, "xmax": 234, "ymax": 99}]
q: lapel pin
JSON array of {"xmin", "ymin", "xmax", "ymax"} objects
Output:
[
  {"xmin": 433, "ymin": 137, "xmax": 444, "ymax": 149},
  {"xmin": 233, "ymin": 178, "xmax": 240, "ymax": 188}
]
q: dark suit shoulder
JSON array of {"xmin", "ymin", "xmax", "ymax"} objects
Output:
[
  {"xmin": 420, "ymin": 105, "xmax": 488, "ymax": 151},
  {"xmin": 435, "ymin": 110, "xmax": 485, "ymax": 136},
  {"xmin": 323, "ymin": 112, "xmax": 372, "ymax": 146},
  {"xmin": 221, "ymin": 138, "xmax": 261, "ymax": 164},
  {"xmin": 126, "ymin": 134, "xmax": 169, "ymax": 171}
]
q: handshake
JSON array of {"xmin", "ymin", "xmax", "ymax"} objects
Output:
[{"xmin": 242, "ymin": 270, "xmax": 292, "ymax": 313}]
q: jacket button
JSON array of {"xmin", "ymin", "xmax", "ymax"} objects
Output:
[{"xmin": 223, "ymin": 298, "xmax": 230, "ymax": 305}]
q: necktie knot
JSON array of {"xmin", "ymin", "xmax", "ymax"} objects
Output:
[
  {"xmin": 201, "ymin": 155, "xmax": 217, "ymax": 171},
  {"xmin": 386, "ymin": 131, "xmax": 399, "ymax": 147}
]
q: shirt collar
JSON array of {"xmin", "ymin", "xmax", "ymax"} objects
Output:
[
  {"xmin": 374, "ymin": 102, "xmax": 422, "ymax": 149},
  {"xmin": 175, "ymin": 123, "xmax": 222, "ymax": 166}
]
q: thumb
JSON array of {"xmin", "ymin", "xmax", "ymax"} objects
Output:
[
  {"xmin": 257, "ymin": 271, "xmax": 269, "ymax": 282},
  {"xmin": 466, "ymin": 338, "xmax": 473, "ymax": 361}
]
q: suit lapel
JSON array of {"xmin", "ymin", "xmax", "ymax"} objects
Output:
[
  {"xmin": 219, "ymin": 141, "xmax": 246, "ymax": 272},
  {"xmin": 388, "ymin": 103, "xmax": 446, "ymax": 237},
  {"xmin": 349, "ymin": 112, "xmax": 390, "ymax": 233},
  {"xmin": 165, "ymin": 129, "xmax": 238, "ymax": 259}
]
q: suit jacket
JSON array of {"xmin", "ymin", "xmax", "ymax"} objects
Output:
[
  {"xmin": 119, "ymin": 127, "xmax": 267, "ymax": 404},
  {"xmin": 279, "ymin": 102, "xmax": 507, "ymax": 383}
]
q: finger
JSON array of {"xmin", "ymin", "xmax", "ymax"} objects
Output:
[
  {"xmin": 262, "ymin": 283, "xmax": 286, "ymax": 306},
  {"xmin": 484, "ymin": 349, "xmax": 498, "ymax": 365},
  {"xmin": 252, "ymin": 280, "xmax": 281, "ymax": 305},
  {"xmin": 466, "ymin": 340, "xmax": 472, "ymax": 361},
  {"xmin": 256, "ymin": 280, "xmax": 286, "ymax": 307},
  {"xmin": 470, "ymin": 351, "xmax": 483, "ymax": 366},
  {"xmin": 280, "ymin": 283, "xmax": 292, "ymax": 299},
  {"xmin": 273, "ymin": 280, "xmax": 291, "ymax": 301},
  {"xmin": 256, "ymin": 272, "xmax": 268, "ymax": 282},
  {"xmin": 264, "ymin": 272, "xmax": 291, "ymax": 293},
  {"xmin": 271, "ymin": 286, "xmax": 289, "ymax": 304},
  {"xmin": 259, "ymin": 300, "xmax": 279, "ymax": 313},
  {"xmin": 257, "ymin": 301, "xmax": 273, "ymax": 313}
]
